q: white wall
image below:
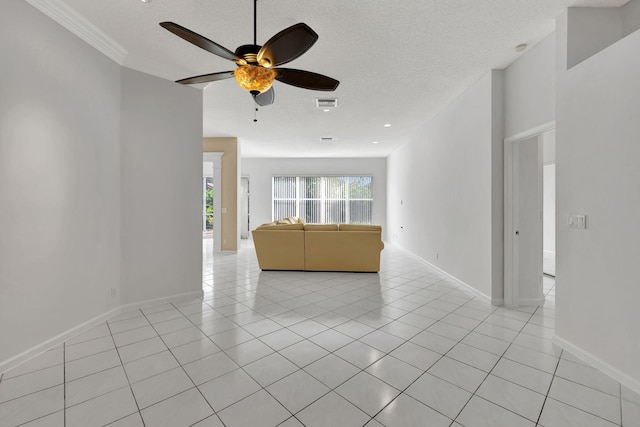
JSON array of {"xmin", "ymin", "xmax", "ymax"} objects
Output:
[
  {"xmin": 504, "ymin": 34, "xmax": 556, "ymax": 138},
  {"xmin": 622, "ymin": 0, "xmax": 640, "ymax": 36},
  {"xmin": 556, "ymin": 9, "xmax": 640, "ymax": 388},
  {"xmin": 120, "ymin": 69, "xmax": 203, "ymax": 304},
  {"xmin": 241, "ymin": 158, "xmax": 387, "ymax": 237},
  {"xmin": 565, "ymin": 0, "xmax": 640, "ymax": 66},
  {"xmin": 0, "ymin": 0, "xmax": 121, "ymax": 364},
  {"xmin": 0, "ymin": 1, "xmax": 203, "ymax": 369},
  {"xmin": 566, "ymin": 7, "xmax": 622, "ymax": 69},
  {"xmin": 387, "ymin": 72, "xmax": 503, "ymax": 301}
]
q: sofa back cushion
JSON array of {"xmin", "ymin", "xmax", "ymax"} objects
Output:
[
  {"xmin": 338, "ymin": 224, "xmax": 382, "ymax": 232},
  {"xmin": 304, "ymin": 224, "xmax": 339, "ymax": 231},
  {"xmin": 256, "ymin": 223, "xmax": 305, "ymax": 230},
  {"xmin": 276, "ymin": 216, "xmax": 304, "ymax": 224}
]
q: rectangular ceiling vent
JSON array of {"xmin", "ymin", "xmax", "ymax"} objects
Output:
[
  {"xmin": 316, "ymin": 98, "xmax": 338, "ymax": 109},
  {"xmin": 320, "ymin": 137, "xmax": 335, "ymax": 143}
]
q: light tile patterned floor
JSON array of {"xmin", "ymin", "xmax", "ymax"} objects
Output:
[{"xmin": 0, "ymin": 242, "xmax": 638, "ymax": 426}]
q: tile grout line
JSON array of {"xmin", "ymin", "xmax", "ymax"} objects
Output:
[
  {"xmin": 63, "ymin": 341, "xmax": 66, "ymax": 427},
  {"xmin": 190, "ymin": 272, "xmax": 446, "ymax": 423},
  {"xmin": 363, "ymin": 295, "xmax": 503, "ymax": 425},
  {"xmin": 448, "ymin": 304, "xmax": 539, "ymax": 425},
  {"xmin": 138, "ymin": 306, "xmax": 223, "ymax": 426},
  {"xmin": 145, "ymin": 302, "xmax": 294, "ymax": 426},
  {"xmin": 620, "ymin": 383, "xmax": 624, "ymax": 427},
  {"xmin": 106, "ymin": 314, "xmax": 147, "ymax": 427},
  {"xmin": 205, "ymin": 276, "xmax": 357, "ymax": 422},
  {"xmin": 535, "ymin": 347, "xmax": 563, "ymax": 426},
  {"xmin": 206, "ymin": 265, "xmax": 534, "ymax": 423}
]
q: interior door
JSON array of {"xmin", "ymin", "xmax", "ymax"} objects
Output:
[{"xmin": 515, "ymin": 136, "xmax": 543, "ymax": 305}]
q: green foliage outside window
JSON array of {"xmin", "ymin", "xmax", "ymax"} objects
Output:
[{"xmin": 205, "ymin": 188, "xmax": 214, "ymax": 226}]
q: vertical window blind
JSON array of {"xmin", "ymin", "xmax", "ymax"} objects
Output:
[{"xmin": 272, "ymin": 176, "xmax": 373, "ymax": 224}]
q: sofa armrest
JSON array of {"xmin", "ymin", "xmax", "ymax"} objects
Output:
[{"xmin": 252, "ymin": 229, "xmax": 305, "ymax": 270}]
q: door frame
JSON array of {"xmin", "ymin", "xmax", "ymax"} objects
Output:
[{"xmin": 504, "ymin": 121, "xmax": 554, "ymax": 308}]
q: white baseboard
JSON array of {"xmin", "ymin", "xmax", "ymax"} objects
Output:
[
  {"xmin": 553, "ymin": 334, "xmax": 640, "ymax": 396},
  {"xmin": 519, "ymin": 296, "xmax": 545, "ymax": 306},
  {"xmin": 0, "ymin": 289, "xmax": 204, "ymax": 375},
  {"xmin": 0, "ymin": 306, "xmax": 122, "ymax": 375},
  {"xmin": 394, "ymin": 245, "xmax": 494, "ymax": 305}
]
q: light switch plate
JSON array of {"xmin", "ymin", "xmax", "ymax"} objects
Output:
[{"xmin": 567, "ymin": 214, "xmax": 586, "ymax": 229}]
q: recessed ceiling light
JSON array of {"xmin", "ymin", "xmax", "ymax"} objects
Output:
[
  {"xmin": 372, "ymin": 141, "xmax": 379, "ymax": 144},
  {"xmin": 140, "ymin": 0, "xmax": 151, "ymax": 3},
  {"xmin": 515, "ymin": 43, "xmax": 527, "ymax": 52},
  {"xmin": 323, "ymin": 109, "xmax": 330, "ymax": 112},
  {"xmin": 384, "ymin": 124, "xmax": 392, "ymax": 127}
]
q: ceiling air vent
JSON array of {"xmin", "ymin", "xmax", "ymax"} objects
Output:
[
  {"xmin": 316, "ymin": 98, "xmax": 338, "ymax": 109},
  {"xmin": 320, "ymin": 137, "xmax": 334, "ymax": 143}
]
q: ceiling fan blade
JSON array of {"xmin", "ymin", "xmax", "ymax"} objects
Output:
[
  {"xmin": 176, "ymin": 71, "xmax": 235, "ymax": 85},
  {"xmin": 160, "ymin": 22, "xmax": 241, "ymax": 63},
  {"xmin": 275, "ymin": 68, "xmax": 339, "ymax": 91},
  {"xmin": 257, "ymin": 23, "xmax": 318, "ymax": 68},
  {"xmin": 253, "ymin": 87, "xmax": 275, "ymax": 106}
]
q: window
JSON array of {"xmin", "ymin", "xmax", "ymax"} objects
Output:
[{"xmin": 273, "ymin": 176, "xmax": 373, "ymax": 224}]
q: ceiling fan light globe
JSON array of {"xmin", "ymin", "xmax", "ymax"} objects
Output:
[{"xmin": 234, "ymin": 65, "xmax": 277, "ymax": 93}]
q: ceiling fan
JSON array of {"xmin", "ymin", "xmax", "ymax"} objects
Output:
[{"xmin": 160, "ymin": 0, "xmax": 339, "ymax": 106}]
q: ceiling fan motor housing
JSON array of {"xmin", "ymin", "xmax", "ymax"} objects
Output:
[{"xmin": 235, "ymin": 44, "xmax": 262, "ymax": 66}]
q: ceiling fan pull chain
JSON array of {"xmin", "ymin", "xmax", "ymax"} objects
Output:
[{"xmin": 254, "ymin": 106, "xmax": 258, "ymax": 123}]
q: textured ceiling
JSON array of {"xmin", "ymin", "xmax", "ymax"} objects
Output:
[{"xmin": 57, "ymin": 0, "xmax": 628, "ymax": 157}]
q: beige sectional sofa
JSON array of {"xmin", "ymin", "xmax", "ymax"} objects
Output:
[{"xmin": 252, "ymin": 219, "xmax": 384, "ymax": 272}]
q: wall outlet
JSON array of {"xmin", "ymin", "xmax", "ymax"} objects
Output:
[
  {"xmin": 110, "ymin": 288, "xmax": 117, "ymax": 298},
  {"xmin": 223, "ymin": 239, "xmax": 227, "ymax": 244}
]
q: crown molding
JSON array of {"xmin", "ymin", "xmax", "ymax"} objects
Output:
[{"xmin": 25, "ymin": 0, "xmax": 127, "ymax": 64}]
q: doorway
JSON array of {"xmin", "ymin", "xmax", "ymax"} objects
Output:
[
  {"xmin": 504, "ymin": 122, "xmax": 555, "ymax": 308},
  {"xmin": 203, "ymin": 152, "xmax": 223, "ymax": 253},
  {"xmin": 542, "ymin": 132, "xmax": 556, "ymax": 277},
  {"xmin": 241, "ymin": 177, "xmax": 250, "ymax": 239}
]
